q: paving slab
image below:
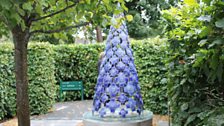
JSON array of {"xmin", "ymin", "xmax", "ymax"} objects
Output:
[
  {"xmin": 158, "ymin": 121, "xmax": 169, "ymax": 126},
  {"xmin": 31, "ymin": 120, "xmax": 83, "ymax": 126},
  {"xmin": 1, "ymin": 100, "xmax": 169, "ymax": 126},
  {"xmin": 32, "ymin": 100, "xmax": 92, "ymax": 120}
]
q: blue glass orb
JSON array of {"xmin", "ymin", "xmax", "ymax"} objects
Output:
[
  {"xmin": 126, "ymin": 98, "xmax": 137, "ymax": 111},
  {"xmin": 116, "ymin": 61, "xmax": 126, "ymax": 71},
  {"xmin": 119, "ymin": 108, "xmax": 128, "ymax": 118},
  {"xmin": 99, "ymin": 108, "xmax": 106, "ymax": 117},
  {"xmin": 124, "ymin": 83, "xmax": 136, "ymax": 96},
  {"xmin": 100, "ymin": 93, "xmax": 109, "ymax": 103},
  {"xmin": 106, "ymin": 98, "xmax": 120, "ymax": 113},
  {"xmin": 118, "ymin": 93, "xmax": 128, "ymax": 104},
  {"xmin": 107, "ymin": 84, "xmax": 120, "ymax": 97}
]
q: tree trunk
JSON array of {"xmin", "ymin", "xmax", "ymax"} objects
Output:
[
  {"xmin": 96, "ymin": 26, "xmax": 103, "ymax": 42},
  {"xmin": 11, "ymin": 26, "xmax": 30, "ymax": 126}
]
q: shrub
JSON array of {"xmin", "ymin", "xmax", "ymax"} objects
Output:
[
  {"xmin": 54, "ymin": 44, "xmax": 104, "ymax": 101},
  {"xmin": 132, "ymin": 38, "xmax": 168, "ymax": 115},
  {"xmin": 0, "ymin": 43, "xmax": 56, "ymax": 120},
  {"xmin": 163, "ymin": 1, "xmax": 224, "ymax": 125},
  {"xmin": 0, "ymin": 43, "xmax": 16, "ymax": 120}
]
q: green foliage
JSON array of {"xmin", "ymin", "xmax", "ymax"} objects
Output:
[
  {"xmin": 132, "ymin": 38, "xmax": 168, "ymax": 114},
  {"xmin": 126, "ymin": 0, "xmax": 177, "ymax": 39},
  {"xmin": 54, "ymin": 44, "xmax": 104, "ymax": 100},
  {"xmin": 0, "ymin": 43, "xmax": 56, "ymax": 120},
  {"xmin": 0, "ymin": 0, "xmax": 128, "ymax": 41},
  {"xmin": 163, "ymin": 0, "xmax": 224, "ymax": 125},
  {"xmin": 54, "ymin": 38, "xmax": 168, "ymax": 114},
  {"xmin": 0, "ymin": 22, "xmax": 8, "ymax": 38},
  {"xmin": 0, "ymin": 44, "xmax": 16, "ymax": 120}
]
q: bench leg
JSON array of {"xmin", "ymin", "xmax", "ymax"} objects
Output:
[
  {"xmin": 60, "ymin": 90, "xmax": 63, "ymax": 102},
  {"xmin": 81, "ymin": 89, "xmax": 84, "ymax": 101}
]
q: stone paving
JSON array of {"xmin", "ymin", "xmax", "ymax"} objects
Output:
[
  {"xmin": 31, "ymin": 120, "xmax": 83, "ymax": 126},
  {"xmin": 30, "ymin": 100, "xmax": 92, "ymax": 126},
  {"xmin": 32, "ymin": 100, "xmax": 92, "ymax": 120},
  {"xmin": 158, "ymin": 121, "xmax": 169, "ymax": 126},
  {"xmin": 1, "ymin": 100, "xmax": 169, "ymax": 126}
]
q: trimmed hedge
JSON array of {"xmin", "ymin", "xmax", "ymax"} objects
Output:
[
  {"xmin": 0, "ymin": 43, "xmax": 56, "ymax": 120},
  {"xmin": 132, "ymin": 39, "xmax": 168, "ymax": 114},
  {"xmin": 54, "ymin": 44, "xmax": 103, "ymax": 101},
  {"xmin": 0, "ymin": 39, "xmax": 168, "ymax": 121},
  {"xmin": 0, "ymin": 44, "xmax": 16, "ymax": 120},
  {"xmin": 54, "ymin": 38, "xmax": 168, "ymax": 114}
]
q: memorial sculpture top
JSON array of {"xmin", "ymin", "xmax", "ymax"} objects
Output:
[{"xmin": 92, "ymin": 11, "xmax": 144, "ymax": 118}]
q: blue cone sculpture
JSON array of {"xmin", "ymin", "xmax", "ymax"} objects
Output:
[{"xmin": 92, "ymin": 13, "xmax": 144, "ymax": 118}]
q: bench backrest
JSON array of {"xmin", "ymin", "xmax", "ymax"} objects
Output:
[
  {"xmin": 60, "ymin": 81, "xmax": 83, "ymax": 91},
  {"xmin": 59, "ymin": 80, "xmax": 84, "ymax": 101}
]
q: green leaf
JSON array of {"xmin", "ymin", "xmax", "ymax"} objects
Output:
[
  {"xmin": 208, "ymin": 39, "xmax": 223, "ymax": 48},
  {"xmin": 184, "ymin": 0, "xmax": 197, "ymax": 6},
  {"xmin": 184, "ymin": 114, "xmax": 197, "ymax": 126},
  {"xmin": 215, "ymin": 18, "xmax": 224, "ymax": 28},
  {"xmin": 0, "ymin": 0, "xmax": 12, "ymax": 10},
  {"xmin": 35, "ymin": 4, "xmax": 44, "ymax": 15},
  {"xmin": 217, "ymin": 63, "xmax": 223, "ymax": 82},
  {"xmin": 85, "ymin": 0, "xmax": 91, "ymax": 4},
  {"xmin": 217, "ymin": 1, "xmax": 224, "ymax": 6},
  {"xmin": 121, "ymin": 3, "xmax": 128, "ymax": 12},
  {"xmin": 198, "ymin": 39, "xmax": 207, "ymax": 47},
  {"xmin": 202, "ymin": 0, "xmax": 212, "ymax": 5},
  {"xmin": 199, "ymin": 26, "xmax": 211, "ymax": 38},
  {"xmin": 126, "ymin": 15, "xmax": 133, "ymax": 22},
  {"xmin": 160, "ymin": 78, "xmax": 167, "ymax": 84},
  {"xmin": 22, "ymin": 2, "xmax": 33, "ymax": 11},
  {"xmin": 17, "ymin": 8, "xmax": 25, "ymax": 16},
  {"xmin": 103, "ymin": 0, "xmax": 109, "ymax": 4},
  {"xmin": 181, "ymin": 103, "xmax": 189, "ymax": 111}
]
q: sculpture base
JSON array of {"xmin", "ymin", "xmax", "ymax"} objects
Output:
[{"xmin": 83, "ymin": 110, "xmax": 153, "ymax": 126}]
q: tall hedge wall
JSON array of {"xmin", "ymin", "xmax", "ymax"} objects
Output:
[
  {"xmin": 0, "ymin": 44, "xmax": 16, "ymax": 120},
  {"xmin": 0, "ymin": 43, "xmax": 56, "ymax": 120},
  {"xmin": 0, "ymin": 39, "xmax": 168, "ymax": 121},
  {"xmin": 54, "ymin": 44, "xmax": 104, "ymax": 100},
  {"xmin": 132, "ymin": 39, "xmax": 168, "ymax": 114},
  {"xmin": 54, "ymin": 39, "xmax": 168, "ymax": 114}
]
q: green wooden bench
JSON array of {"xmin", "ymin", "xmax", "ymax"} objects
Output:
[{"xmin": 59, "ymin": 80, "xmax": 84, "ymax": 101}]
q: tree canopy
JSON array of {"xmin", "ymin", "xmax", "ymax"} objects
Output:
[
  {"xmin": 126, "ymin": 0, "xmax": 177, "ymax": 39},
  {"xmin": 0, "ymin": 0, "xmax": 129, "ymax": 38}
]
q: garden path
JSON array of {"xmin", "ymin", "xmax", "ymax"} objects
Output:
[{"xmin": 1, "ymin": 100, "xmax": 169, "ymax": 126}]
